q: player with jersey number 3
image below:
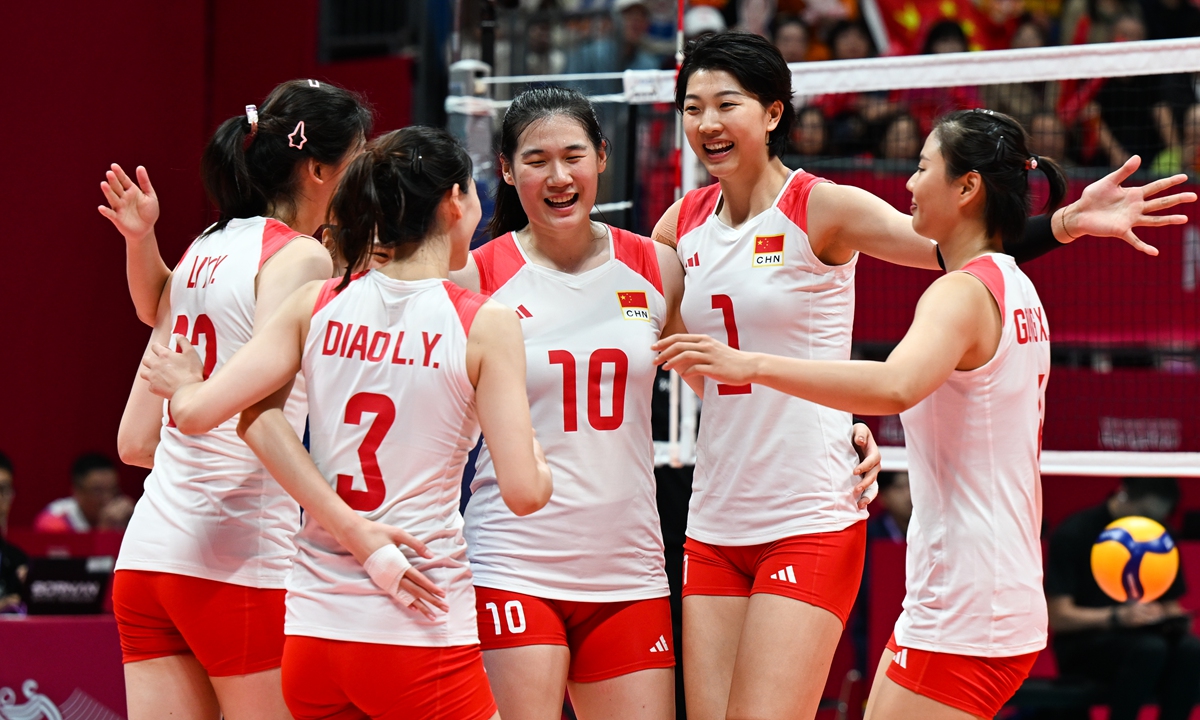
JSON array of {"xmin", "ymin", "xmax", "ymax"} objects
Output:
[
  {"xmin": 140, "ymin": 126, "xmax": 552, "ymax": 720},
  {"xmin": 653, "ymin": 31, "xmax": 1197, "ymax": 720},
  {"xmin": 659, "ymin": 108, "xmax": 1072, "ymax": 719}
]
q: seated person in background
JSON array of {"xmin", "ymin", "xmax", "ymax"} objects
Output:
[
  {"xmin": 878, "ymin": 113, "xmax": 922, "ymax": 161},
  {"xmin": 34, "ymin": 452, "xmax": 133, "ymax": 533},
  {"xmin": 1047, "ymin": 477, "xmax": 1200, "ymax": 720},
  {"xmin": 868, "ymin": 470, "xmax": 911, "ymax": 542},
  {"xmin": 0, "ymin": 451, "xmax": 28, "ymax": 612},
  {"xmin": 792, "ymin": 105, "xmax": 829, "ymax": 157}
]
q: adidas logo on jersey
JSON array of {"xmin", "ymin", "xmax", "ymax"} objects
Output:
[
  {"xmin": 649, "ymin": 635, "xmax": 669, "ymax": 653},
  {"xmin": 769, "ymin": 565, "xmax": 797, "ymax": 583},
  {"xmin": 685, "ymin": 251, "xmax": 700, "ymax": 268},
  {"xmin": 617, "ymin": 291, "xmax": 650, "ymax": 322},
  {"xmin": 892, "ymin": 648, "xmax": 908, "ymax": 668},
  {"xmin": 752, "ymin": 234, "xmax": 784, "ymax": 267},
  {"xmin": 515, "ymin": 304, "xmax": 533, "ymax": 320}
]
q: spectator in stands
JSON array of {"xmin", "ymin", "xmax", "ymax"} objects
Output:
[
  {"xmin": 0, "ymin": 452, "xmax": 28, "ymax": 613},
  {"xmin": 792, "ymin": 105, "xmax": 828, "ymax": 156},
  {"xmin": 34, "ymin": 452, "xmax": 133, "ymax": 533},
  {"xmin": 899, "ymin": 21, "xmax": 981, "ymax": 136},
  {"xmin": 1139, "ymin": 0, "xmax": 1200, "ymax": 40},
  {"xmin": 683, "ymin": 5, "xmax": 727, "ymax": 42},
  {"xmin": 772, "ymin": 14, "xmax": 810, "ymax": 63},
  {"xmin": 923, "ymin": 19, "xmax": 970, "ymax": 54},
  {"xmin": 565, "ymin": 0, "xmax": 664, "ymax": 76},
  {"xmin": 817, "ymin": 20, "xmax": 894, "ymax": 154},
  {"xmin": 1060, "ymin": 0, "xmax": 1142, "ymax": 44},
  {"xmin": 522, "ymin": 17, "xmax": 565, "ymax": 77},
  {"xmin": 868, "ymin": 471, "xmax": 912, "ymax": 542},
  {"xmin": 879, "ymin": 113, "xmax": 922, "ymax": 160},
  {"xmin": 1047, "ymin": 477, "xmax": 1200, "ymax": 720},
  {"xmin": 980, "ymin": 17, "xmax": 1061, "ymax": 128},
  {"xmin": 1029, "ymin": 111, "xmax": 1073, "ymax": 164}
]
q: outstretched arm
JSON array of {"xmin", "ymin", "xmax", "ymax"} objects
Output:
[
  {"xmin": 99, "ymin": 164, "xmax": 171, "ymax": 326},
  {"xmin": 116, "ymin": 280, "xmax": 175, "ymax": 468},
  {"xmin": 654, "ymin": 272, "xmax": 993, "ymax": 416}
]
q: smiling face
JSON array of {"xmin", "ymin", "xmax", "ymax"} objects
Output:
[
  {"xmin": 502, "ymin": 114, "xmax": 606, "ymax": 236},
  {"xmin": 907, "ymin": 132, "xmax": 971, "ymax": 241},
  {"xmin": 682, "ymin": 69, "xmax": 782, "ymax": 179}
]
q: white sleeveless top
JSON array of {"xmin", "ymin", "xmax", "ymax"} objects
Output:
[
  {"xmin": 677, "ymin": 171, "xmax": 866, "ymax": 546},
  {"xmin": 464, "ymin": 227, "xmax": 670, "ymax": 601},
  {"xmin": 286, "ymin": 272, "xmax": 486, "ymax": 646},
  {"xmin": 896, "ymin": 254, "xmax": 1050, "ymax": 657},
  {"xmin": 117, "ymin": 217, "xmax": 307, "ymax": 588}
]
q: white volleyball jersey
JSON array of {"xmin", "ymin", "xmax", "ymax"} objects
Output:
[
  {"xmin": 677, "ymin": 171, "xmax": 866, "ymax": 546},
  {"xmin": 287, "ymin": 272, "xmax": 486, "ymax": 647},
  {"xmin": 896, "ymin": 254, "xmax": 1050, "ymax": 657},
  {"xmin": 117, "ymin": 217, "xmax": 308, "ymax": 588},
  {"xmin": 465, "ymin": 227, "xmax": 669, "ymax": 601}
]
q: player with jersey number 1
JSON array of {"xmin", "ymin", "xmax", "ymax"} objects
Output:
[
  {"xmin": 658, "ymin": 108, "xmax": 1068, "ymax": 719},
  {"xmin": 139, "ymin": 126, "xmax": 552, "ymax": 720}
]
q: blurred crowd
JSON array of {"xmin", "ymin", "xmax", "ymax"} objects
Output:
[{"xmin": 467, "ymin": 0, "xmax": 1200, "ymax": 174}]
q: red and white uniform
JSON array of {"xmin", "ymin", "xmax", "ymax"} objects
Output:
[
  {"xmin": 465, "ymin": 227, "xmax": 669, "ymax": 601},
  {"xmin": 895, "ymin": 253, "xmax": 1050, "ymax": 658},
  {"xmin": 676, "ymin": 171, "xmax": 865, "ymax": 545},
  {"xmin": 290, "ymin": 272, "xmax": 486, "ymax": 647},
  {"xmin": 117, "ymin": 217, "xmax": 307, "ymax": 588}
]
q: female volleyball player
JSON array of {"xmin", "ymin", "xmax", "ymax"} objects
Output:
[
  {"xmin": 453, "ymin": 86, "xmax": 875, "ymax": 720},
  {"xmin": 656, "ymin": 108, "xmax": 1062, "ymax": 720},
  {"xmin": 141, "ymin": 126, "xmax": 552, "ymax": 720},
  {"xmin": 653, "ymin": 31, "xmax": 1197, "ymax": 720},
  {"xmin": 106, "ymin": 79, "xmax": 370, "ymax": 720}
]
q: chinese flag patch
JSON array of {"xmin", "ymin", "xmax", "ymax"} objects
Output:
[
  {"xmin": 752, "ymin": 234, "xmax": 785, "ymax": 267},
  {"xmin": 617, "ymin": 290, "xmax": 651, "ymax": 321}
]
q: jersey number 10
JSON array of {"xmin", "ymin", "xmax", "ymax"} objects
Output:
[{"xmin": 548, "ymin": 349, "xmax": 629, "ymax": 432}]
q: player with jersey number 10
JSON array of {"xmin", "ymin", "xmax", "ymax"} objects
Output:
[
  {"xmin": 139, "ymin": 126, "xmax": 551, "ymax": 720},
  {"xmin": 658, "ymin": 107, "xmax": 1068, "ymax": 720}
]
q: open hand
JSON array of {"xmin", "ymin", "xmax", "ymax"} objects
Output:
[
  {"xmin": 98, "ymin": 164, "xmax": 159, "ymax": 243},
  {"xmin": 1064, "ymin": 155, "xmax": 1196, "ymax": 256},
  {"xmin": 140, "ymin": 337, "xmax": 204, "ymax": 399},
  {"xmin": 349, "ymin": 520, "xmax": 448, "ymax": 620},
  {"xmin": 653, "ymin": 334, "xmax": 757, "ymax": 385}
]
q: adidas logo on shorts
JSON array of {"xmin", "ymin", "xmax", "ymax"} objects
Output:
[
  {"xmin": 769, "ymin": 565, "xmax": 797, "ymax": 583},
  {"xmin": 893, "ymin": 648, "xmax": 908, "ymax": 669},
  {"xmin": 649, "ymin": 635, "xmax": 669, "ymax": 653}
]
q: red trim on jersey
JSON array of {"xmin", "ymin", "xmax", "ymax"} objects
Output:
[
  {"xmin": 677, "ymin": 183, "xmax": 721, "ymax": 240},
  {"xmin": 311, "ymin": 278, "xmax": 343, "ymax": 317},
  {"xmin": 473, "ymin": 233, "xmax": 527, "ymax": 296},
  {"xmin": 443, "ymin": 281, "xmax": 488, "ymax": 336},
  {"xmin": 959, "ymin": 255, "xmax": 1007, "ymax": 320},
  {"xmin": 260, "ymin": 218, "xmax": 304, "ymax": 270},
  {"xmin": 174, "ymin": 238, "xmax": 199, "ymax": 271},
  {"xmin": 611, "ymin": 227, "xmax": 664, "ymax": 295},
  {"xmin": 775, "ymin": 171, "xmax": 829, "ymax": 235}
]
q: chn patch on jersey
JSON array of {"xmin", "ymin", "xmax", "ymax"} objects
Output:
[
  {"xmin": 617, "ymin": 290, "xmax": 651, "ymax": 322},
  {"xmin": 752, "ymin": 234, "xmax": 784, "ymax": 267}
]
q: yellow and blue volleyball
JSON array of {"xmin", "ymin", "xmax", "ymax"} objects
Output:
[{"xmin": 1091, "ymin": 516, "xmax": 1179, "ymax": 604}]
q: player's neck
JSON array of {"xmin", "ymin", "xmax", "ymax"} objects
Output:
[
  {"xmin": 937, "ymin": 219, "xmax": 996, "ymax": 272},
  {"xmin": 715, "ymin": 156, "xmax": 790, "ymax": 229},
  {"xmin": 266, "ymin": 199, "xmax": 324, "ymax": 238},
  {"xmin": 376, "ymin": 235, "xmax": 452, "ymax": 282},
  {"xmin": 519, "ymin": 221, "xmax": 609, "ymax": 275}
]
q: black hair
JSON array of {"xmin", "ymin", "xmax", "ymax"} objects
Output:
[
  {"xmin": 0, "ymin": 451, "xmax": 11, "ymax": 477},
  {"xmin": 676, "ymin": 31, "xmax": 795, "ymax": 158},
  {"xmin": 770, "ymin": 13, "xmax": 808, "ymax": 41},
  {"xmin": 933, "ymin": 109, "xmax": 1067, "ymax": 248},
  {"xmin": 201, "ymin": 79, "xmax": 373, "ymax": 235},
  {"xmin": 489, "ymin": 86, "xmax": 607, "ymax": 239},
  {"xmin": 1122, "ymin": 477, "xmax": 1181, "ymax": 509},
  {"xmin": 330, "ymin": 126, "xmax": 472, "ymax": 289},
  {"xmin": 71, "ymin": 452, "xmax": 115, "ymax": 487},
  {"xmin": 922, "ymin": 20, "xmax": 969, "ymax": 55},
  {"xmin": 826, "ymin": 20, "xmax": 878, "ymax": 59}
]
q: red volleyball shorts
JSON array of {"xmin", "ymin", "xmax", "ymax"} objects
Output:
[
  {"xmin": 281, "ymin": 637, "xmax": 496, "ymax": 720},
  {"xmin": 474, "ymin": 587, "xmax": 675, "ymax": 683},
  {"xmin": 681, "ymin": 521, "xmax": 867, "ymax": 626},
  {"xmin": 884, "ymin": 635, "xmax": 1038, "ymax": 718},
  {"xmin": 112, "ymin": 569, "xmax": 285, "ymax": 677}
]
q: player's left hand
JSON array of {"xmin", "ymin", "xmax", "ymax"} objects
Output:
[
  {"xmin": 653, "ymin": 333, "xmax": 757, "ymax": 385},
  {"xmin": 851, "ymin": 423, "xmax": 881, "ymax": 509},
  {"xmin": 1063, "ymin": 155, "xmax": 1196, "ymax": 255},
  {"xmin": 140, "ymin": 336, "xmax": 205, "ymax": 398}
]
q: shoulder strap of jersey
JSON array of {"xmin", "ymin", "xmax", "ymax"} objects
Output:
[
  {"xmin": 611, "ymin": 227, "xmax": 664, "ymax": 295},
  {"xmin": 442, "ymin": 281, "xmax": 488, "ymax": 335},
  {"xmin": 261, "ymin": 218, "xmax": 307, "ymax": 270},
  {"xmin": 677, "ymin": 183, "xmax": 721, "ymax": 240},
  {"xmin": 473, "ymin": 233, "xmax": 526, "ymax": 296},
  {"xmin": 775, "ymin": 171, "xmax": 830, "ymax": 235},
  {"xmin": 958, "ymin": 255, "xmax": 1007, "ymax": 323},
  {"xmin": 311, "ymin": 277, "xmax": 344, "ymax": 317}
]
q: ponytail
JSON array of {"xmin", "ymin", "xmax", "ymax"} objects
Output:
[
  {"xmin": 1032, "ymin": 154, "xmax": 1068, "ymax": 217},
  {"xmin": 330, "ymin": 126, "xmax": 473, "ymax": 289}
]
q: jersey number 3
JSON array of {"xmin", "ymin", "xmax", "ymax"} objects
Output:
[{"xmin": 336, "ymin": 392, "xmax": 394, "ymax": 511}]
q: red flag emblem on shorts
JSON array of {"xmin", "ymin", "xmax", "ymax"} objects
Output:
[
  {"xmin": 752, "ymin": 234, "xmax": 784, "ymax": 267},
  {"xmin": 617, "ymin": 291, "xmax": 651, "ymax": 321}
]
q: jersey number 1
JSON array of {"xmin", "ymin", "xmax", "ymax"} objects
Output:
[
  {"xmin": 711, "ymin": 295, "xmax": 751, "ymax": 395},
  {"xmin": 336, "ymin": 392, "xmax": 394, "ymax": 512}
]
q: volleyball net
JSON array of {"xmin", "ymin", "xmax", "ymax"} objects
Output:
[{"xmin": 445, "ymin": 36, "xmax": 1200, "ymax": 477}]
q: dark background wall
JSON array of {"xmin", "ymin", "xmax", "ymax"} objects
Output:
[{"xmin": 0, "ymin": 0, "xmax": 413, "ymax": 526}]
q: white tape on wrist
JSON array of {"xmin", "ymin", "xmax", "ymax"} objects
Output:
[{"xmin": 364, "ymin": 545, "xmax": 415, "ymax": 607}]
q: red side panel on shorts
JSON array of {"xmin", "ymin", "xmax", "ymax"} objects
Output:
[
  {"xmin": 677, "ymin": 184, "xmax": 721, "ymax": 241},
  {"xmin": 775, "ymin": 171, "xmax": 829, "ymax": 235},
  {"xmin": 611, "ymin": 227, "xmax": 664, "ymax": 295},
  {"xmin": 443, "ymin": 281, "xmax": 488, "ymax": 336},
  {"xmin": 884, "ymin": 634, "xmax": 1038, "ymax": 718},
  {"xmin": 473, "ymin": 233, "xmax": 527, "ymax": 296},
  {"xmin": 261, "ymin": 218, "xmax": 304, "ymax": 270},
  {"xmin": 960, "ymin": 255, "xmax": 1007, "ymax": 321}
]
